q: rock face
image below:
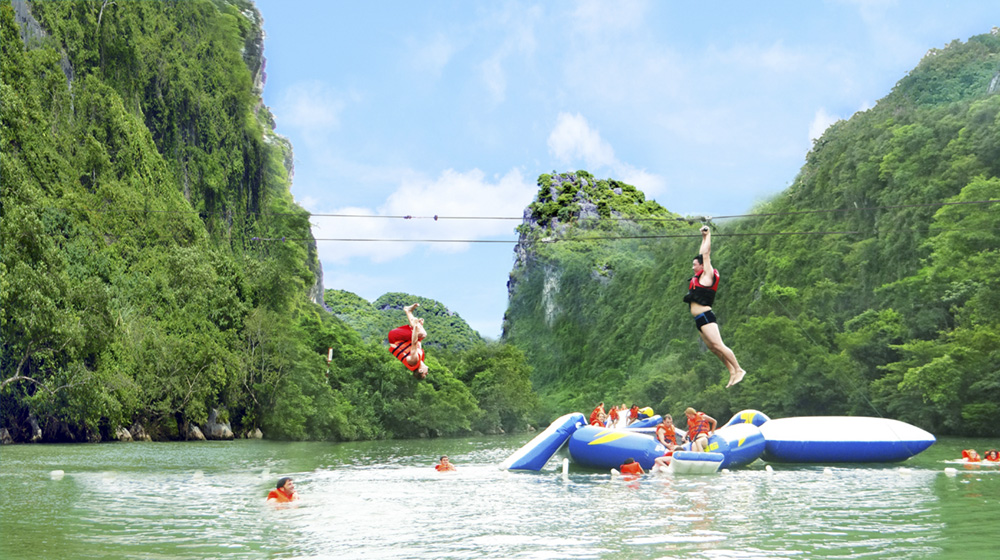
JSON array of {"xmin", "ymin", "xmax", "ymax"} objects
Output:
[
  {"xmin": 245, "ymin": 428, "xmax": 263, "ymax": 439},
  {"xmin": 130, "ymin": 422, "xmax": 152, "ymax": 442},
  {"xmin": 188, "ymin": 425, "xmax": 206, "ymax": 441},
  {"xmin": 1, "ymin": 428, "xmax": 12, "ymax": 445},
  {"xmin": 203, "ymin": 409, "xmax": 234, "ymax": 440},
  {"xmin": 27, "ymin": 415, "xmax": 43, "ymax": 443},
  {"xmin": 114, "ymin": 427, "xmax": 133, "ymax": 442}
]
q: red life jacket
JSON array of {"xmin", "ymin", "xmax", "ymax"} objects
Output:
[
  {"xmin": 656, "ymin": 424, "xmax": 677, "ymax": 446},
  {"xmin": 687, "ymin": 412, "xmax": 710, "ymax": 439},
  {"xmin": 684, "ymin": 270, "xmax": 720, "ymax": 306},
  {"xmin": 390, "ymin": 339, "xmax": 424, "ymax": 371},
  {"xmin": 620, "ymin": 462, "xmax": 643, "ymax": 475},
  {"xmin": 590, "ymin": 406, "xmax": 604, "ymax": 425}
]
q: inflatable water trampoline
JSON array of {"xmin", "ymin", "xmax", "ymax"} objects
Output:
[{"xmin": 500, "ymin": 409, "xmax": 935, "ymax": 472}]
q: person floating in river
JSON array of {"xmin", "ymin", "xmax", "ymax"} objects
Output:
[
  {"xmin": 619, "ymin": 457, "xmax": 645, "ymax": 476},
  {"xmin": 684, "ymin": 225, "xmax": 747, "ymax": 388},
  {"xmin": 266, "ymin": 477, "xmax": 299, "ymax": 503},
  {"xmin": 387, "ymin": 303, "xmax": 429, "ymax": 379},
  {"xmin": 435, "ymin": 455, "xmax": 456, "ymax": 472}
]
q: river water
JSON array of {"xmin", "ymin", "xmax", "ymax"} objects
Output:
[{"xmin": 1, "ymin": 434, "xmax": 997, "ymax": 559}]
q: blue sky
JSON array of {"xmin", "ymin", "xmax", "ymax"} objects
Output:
[{"xmin": 252, "ymin": 0, "xmax": 999, "ymax": 339}]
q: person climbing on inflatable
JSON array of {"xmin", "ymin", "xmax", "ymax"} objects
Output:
[
  {"xmin": 984, "ymin": 449, "xmax": 999, "ymax": 462},
  {"xmin": 684, "ymin": 225, "xmax": 747, "ymax": 388},
  {"xmin": 387, "ymin": 303, "xmax": 429, "ymax": 379},
  {"xmin": 684, "ymin": 407, "xmax": 717, "ymax": 453},
  {"xmin": 589, "ymin": 402, "xmax": 605, "ymax": 425}
]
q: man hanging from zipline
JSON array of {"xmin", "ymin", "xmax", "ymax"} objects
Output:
[
  {"xmin": 388, "ymin": 303, "xmax": 429, "ymax": 379},
  {"xmin": 684, "ymin": 225, "xmax": 747, "ymax": 388}
]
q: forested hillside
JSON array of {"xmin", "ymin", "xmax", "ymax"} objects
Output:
[
  {"xmin": 1, "ymin": 0, "xmax": 535, "ymax": 443},
  {"xmin": 325, "ymin": 290, "xmax": 484, "ymax": 351},
  {"xmin": 505, "ymin": 31, "xmax": 1000, "ymax": 437}
]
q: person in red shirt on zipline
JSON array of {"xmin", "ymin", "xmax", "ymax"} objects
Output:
[{"xmin": 388, "ymin": 303, "xmax": 429, "ymax": 379}]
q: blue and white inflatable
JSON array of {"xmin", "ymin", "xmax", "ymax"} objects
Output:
[
  {"xmin": 500, "ymin": 413, "xmax": 585, "ymax": 471},
  {"xmin": 499, "ymin": 409, "xmax": 936, "ymax": 473},
  {"xmin": 568, "ymin": 426, "xmax": 666, "ymax": 471},
  {"xmin": 758, "ymin": 416, "xmax": 936, "ymax": 463}
]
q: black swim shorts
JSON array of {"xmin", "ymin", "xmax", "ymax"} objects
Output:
[{"xmin": 694, "ymin": 310, "xmax": 717, "ymax": 331}]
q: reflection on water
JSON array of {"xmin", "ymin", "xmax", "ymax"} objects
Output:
[{"xmin": 1, "ymin": 436, "xmax": 997, "ymax": 559}]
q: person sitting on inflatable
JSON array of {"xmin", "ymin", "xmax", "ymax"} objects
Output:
[
  {"xmin": 684, "ymin": 407, "xmax": 717, "ymax": 452},
  {"xmin": 591, "ymin": 412, "xmax": 606, "ymax": 427},
  {"xmin": 983, "ymin": 449, "xmax": 999, "ymax": 462},
  {"xmin": 653, "ymin": 415, "xmax": 679, "ymax": 471},
  {"xmin": 961, "ymin": 449, "xmax": 981, "ymax": 462}
]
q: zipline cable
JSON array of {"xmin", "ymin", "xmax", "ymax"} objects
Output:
[{"xmin": 26, "ymin": 198, "xmax": 1000, "ymax": 223}]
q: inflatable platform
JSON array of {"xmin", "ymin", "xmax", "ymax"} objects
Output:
[
  {"xmin": 499, "ymin": 409, "xmax": 936, "ymax": 473},
  {"xmin": 568, "ymin": 426, "xmax": 665, "ymax": 471},
  {"xmin": 759, "ymin": 416, "xmax": 936, "ymax": 463},
  {"xmin": 671, "ymin": 451, "xmax": 725, "ymax": 474}
]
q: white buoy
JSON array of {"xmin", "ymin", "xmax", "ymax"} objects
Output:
[
  {"xmin": 765, "ymin": 465, "xmax": 774, "ymax": 473},
  {"xmin": 823, "ymin": 467, "xmax": 833, "ymax": 476},
  {"xmin": 50, "ymin": 470, "xmax": 65, "ymax": 481},
  {"xmin": 720, "ymin": 468, "xmax": 730, "ymax": 474},
  {"xmin": 562, "ymin": 458, "xmax": 569, "ymax": 481},
  {"xmin": 944, "ymin": 468, "xmax": 957, "ymax": 477},
  {"xmin": 192, "ymin": 470, "xmax": 204, "ymax": 480},
  {"xmin": 898, "ymin": 467, "xmax": 912, "ymax": 476}
]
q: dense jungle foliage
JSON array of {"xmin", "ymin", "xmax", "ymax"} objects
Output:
[
  {"xmin": 1, "ymin": 0, "xmax": 535, "ymax": 443},
  {"xmin": 505, "ymin": 32, "xmax": 1000, "ymax": 437},
  {"xmin": 325, "ymin": 290, "xmax": 484, "ymax": 351}
]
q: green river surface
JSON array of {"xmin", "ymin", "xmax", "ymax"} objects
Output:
[{"xmin": 1, "ymin": 434, "xmax": 997, "ymax": 559}]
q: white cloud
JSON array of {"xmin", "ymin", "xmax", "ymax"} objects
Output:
[
  {"xmin": 548, "ymin": 112, "xmax": 617, "ymax": 169},
  {"xmin": 275, "ymin": 81, "xmax": 347, "ymax": 133},
  {"xmin": 480, "ymin": 55, "xmax": 507, "ymax": 102},
  {"xmin": 477, "ymin": 4, "xmax": 541, "ymax": 103},
  {"xmin": 311, "ymin": 168, "xmax": 535, "ymax": 264},
  {"xmin": 571, "ymin": 0, "xmax": 648, "ymax": 33},
  {"xmin": 547, "ymin": 112, "xmax": 667, "ymax": 197},
  {"xmin": 614, "ymin": 164, "xmax": 667, "ymax": 199},
  {"xmin": 408, "ymin": 33, "xmax": 456, "ymax": 78},
  {"xmin": 711, "ymin": 42, "xmax": 811, "ymax": 74},
  {"xmin": 808, "ymin": 107, "xmax": 841, "ymax": 142}
]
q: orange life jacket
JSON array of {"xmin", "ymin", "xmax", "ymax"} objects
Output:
[
  {"xmin": 962, "ymin": 449, "xmax": 981, "ymax": 462},
  {"xmin": 620, "ymin": 462, "xmax": 643, "ymax": 475},
  {"xmin": 687, "ymin": 412, "xmax": 710, "ymax": 439},
  {"xmin": 656, "ymin": 424, "xmax": 677, "ymax": 446}
]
